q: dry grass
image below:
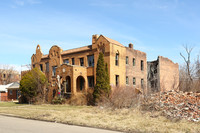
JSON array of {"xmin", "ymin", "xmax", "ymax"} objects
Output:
[{"xmin": 0, "ymin": 102, "xmax": 199, "ymax": 133}]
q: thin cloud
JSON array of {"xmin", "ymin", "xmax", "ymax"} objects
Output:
[
  {"xmin": 27, "ymin": 0, "xmax": 41, "ymax": 5},
  {"xmin": 130, "ymin": 0, "xmax": 179, "ymax": 11},
  {"xmin": 89, "ymin": 1, "xmax": 125, "ymax": 8},
  {"xmin": 15, "ymin": 0, "xmax": 25, "ymax": 6},
  {"xmin": 11, "ymin": 0, "xmax": 41, "ymax": 8}
]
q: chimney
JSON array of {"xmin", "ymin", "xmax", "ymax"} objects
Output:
[
  {"xmin": 129, "ymin": 43, "xmax": 133, "ymax": 49},
  {"xmin": 92, "ymin": 34, "xmax": 99, "ymax": 45}
]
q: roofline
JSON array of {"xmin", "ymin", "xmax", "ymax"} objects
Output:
[{"xmin": 97, "ymin": 35, "xmax": 125, "ymax": 47}]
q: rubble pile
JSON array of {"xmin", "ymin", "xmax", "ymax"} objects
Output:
[{"xmin": 144, "ymin": 90, "xmax": 200, "ymax": 122}]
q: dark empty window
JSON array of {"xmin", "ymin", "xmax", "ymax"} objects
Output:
[
  {"xmin": 8, "ymin": 74, "xmax": 12, "ymax": 78},
  {"xmin": 141, "ymin": 79, "xmax": 144, "ymax": 88},
  {"xmin": 115, "ymin": 53, "xmax": 119, "ymax": 66},
  {"xmin": 126, "ymin": 56, "xmax": 129, "ymax": 65},
  {"xmin": 40, "ymin": 64, "xmax": 43, "ymax": 72},
  {"xmin": 64, "ymin": 59, "xmax": 69, "ymax": 64},
  {"xmin": 133, "ymin": 77, "xmax": 136, "ymax": 85},
  {"xmin": 52, "ymin": 66, "xmax": 57, "ymax": 76},
  {"xmin": 116, "ymin": 75, "xmax": 119, "ymax": 86},
  {"xmin": 133, "ymin": 58, "xmax": 136, "ymax": 66},
  {"xmin": 3, "ymin": 74, "xmax": 6, "ymax": 78},
  {"xmin": 126, "ymin": 76, "xmax": 129, "ymax": 85},
  {"xmin": 10, "ymin": 90, "xmax": 12, "ymax": 95},
  {"xmin": 80, "ymin": 58, "xmax": 84, "ymax": 66},
  {"xmin": 33, "ymin": 64, "xmax": 35, "ymax": 68},
  {"xmin": 46, "ymin": 62, "xmax": 49, "ymax": 72},
  {"xmin": 87, "ymin": 55, "xmax": 94, "ymax": 67},
  {"xmin": 72, "ymin": 58, "xmax": 75, "ymax": 65},
  {"xmin": 141, "ymin": 60, "xmax": 144, "ymax": 71},
  {"xmin": 88, "ymin": 76, "xmax": 94, "ymax": 88}
]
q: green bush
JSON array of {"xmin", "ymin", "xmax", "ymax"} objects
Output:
[{"xmin": 20, "ymin": 68, "xmax": 48, "ymax": 103}]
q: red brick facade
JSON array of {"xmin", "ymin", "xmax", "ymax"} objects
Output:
[
  {"xmin": 0, "ymin": 92, "xmax": 8, "ymax": 101},
  {"xmin": 7, "ymin": 89, "xmax": 18, "ymax": 101}
]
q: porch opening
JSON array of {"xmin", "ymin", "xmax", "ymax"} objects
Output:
[{"xmin": 76, "ymin": 76, "xmax": 85, "ymax": 91}]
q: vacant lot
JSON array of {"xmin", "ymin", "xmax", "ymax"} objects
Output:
[{"xmin": 0, "ymin": 102, "xmax": 199, "ymax": 133}]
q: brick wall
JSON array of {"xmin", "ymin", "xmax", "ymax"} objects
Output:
[
  {"xmin": 158, "ymin": 56, "xmax": 179, "ymax": 91},
  {"xmin": 126, "ymin": 46, "xmax": 147, "ymax": 94},
  {"xmin": 0, "ymin": 92, "xmax": 8, "ymax": 101},
  {"xmin": 8, "ymin": 90, "xmax": 18, "ymax": 100}
]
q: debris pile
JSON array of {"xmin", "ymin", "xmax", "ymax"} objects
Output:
[{"xmin": 144, "ymin": 90, "xmax": 200, "ymax": 122}]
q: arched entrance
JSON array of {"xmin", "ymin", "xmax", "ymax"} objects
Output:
[
  {"xmin": 76, "ymin": 76, "xmax": 85, "ymax": 91},
  {"xmin": 66, "ymin": 76, "xmax": 71, "ymax": 93}
]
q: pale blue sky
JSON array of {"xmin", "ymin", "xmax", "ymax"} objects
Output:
[{"xmin": 0, "ymin": 0, "xmax": 200, "ymax": 71}]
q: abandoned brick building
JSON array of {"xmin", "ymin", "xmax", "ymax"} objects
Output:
[{"xmin": 31, "ymin": 34, "xmax": 179, "ymax": 101}]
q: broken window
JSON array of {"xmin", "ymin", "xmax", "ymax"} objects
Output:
[
  {"xmin": 141, "ymin": 79, "xmax": 144, "ymax": 88},
  {"xmin": 126, "ymin": 76, "xmax": 129, "ymax": 85},
  {"xmin": 88, "ymin": 76, "xmax": 94, "ymax": 88},
  {"xmin": 141, "ymin": 60, "xmax": 144, "ymax": 71},
  {"xmin": 115, "ymin": 53, "xmax": 119, "ymax": 66},
  {"xmin": 52, "ymin": 66, "xmax": 57, "ymax": 76},
  {"xmin": 40, "ymin": 64, "xmax": 43, "ymax": 71},
  {"xmin": 72, "ymin": 58, "xmax": 75, "ymax": 65},
  {"xmin": 126, "ymin": 56, "xmax": 129, "ymax": 65},
  {"xmin": 133, "ymin": 58, "xmax": 136, "ymax": 66},
  {"xmin": 87, "ymin": 55, "xmax": 94, "ymax": 67},
  {"xmin": 10, "ymin": 90, "xmax": 12, "ymax": 95},
  {"xmin": 133, "ymin": 77, "xmax": 136, "ymax": 85},
  {"xmin": 80, "ymin": 58, "xmax": 84, "ymax": 66},
  {"xmin": 64, "ymin": 59, "xmax": 69, "ymax": 64},
  {"xmin": 116, "ymin": 75, "xmax": 119, "ymax": 86},
  {"xmin": 151, "ymin": 81, "xmax": 154, "ymax": 88}
]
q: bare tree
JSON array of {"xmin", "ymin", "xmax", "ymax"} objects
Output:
[
  {"xmin": 180, "ymin": 45, "xmax": 194, "ymax": 91},
  {"xmin": 0, "ymin": 65, "xmax": 20, "ymax": 85}
]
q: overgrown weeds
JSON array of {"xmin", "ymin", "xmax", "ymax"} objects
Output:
[{"xmin": 97, "ymin": 86, "xmax": 142, "ymax": 109}]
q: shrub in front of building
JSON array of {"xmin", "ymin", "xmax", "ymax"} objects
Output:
[{"xmin": 93, "ymin": 52, "xmax": 111, "ymax": 104}]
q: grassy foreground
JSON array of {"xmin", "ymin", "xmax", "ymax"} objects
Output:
[{"xmin": 0, "ymin": 102, "xmax": 199, "ymax": 133}]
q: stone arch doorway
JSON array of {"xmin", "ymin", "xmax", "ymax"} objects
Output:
[
  {"xmin": 66, "ymin": 76, "xmax": 71, "ymax": 93},
  {"xmin": 76, "ymin": 76, "xmax": 85, "ymax": 92}
]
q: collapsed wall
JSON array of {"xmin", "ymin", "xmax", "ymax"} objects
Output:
[
  {"xmin": 147, "ymin": 60, "xmax": 159, "ymax": 93},
  {"xmin": 147, "ymin": 56, "xmax": 179, "ymax": 94}
]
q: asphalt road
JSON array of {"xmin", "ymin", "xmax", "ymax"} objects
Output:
[{"xmin": 0, "ymin": 115, "xmax": 122, "ymax": 133}]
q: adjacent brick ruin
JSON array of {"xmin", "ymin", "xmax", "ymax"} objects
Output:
[{"xmin": 147, "ymin": 56, "xmax": 179, "ymax": 94}]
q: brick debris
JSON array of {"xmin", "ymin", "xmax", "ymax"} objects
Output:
[{"xmin": 143, "ymin": 90, "xmax": 200, "ymax": 122}]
